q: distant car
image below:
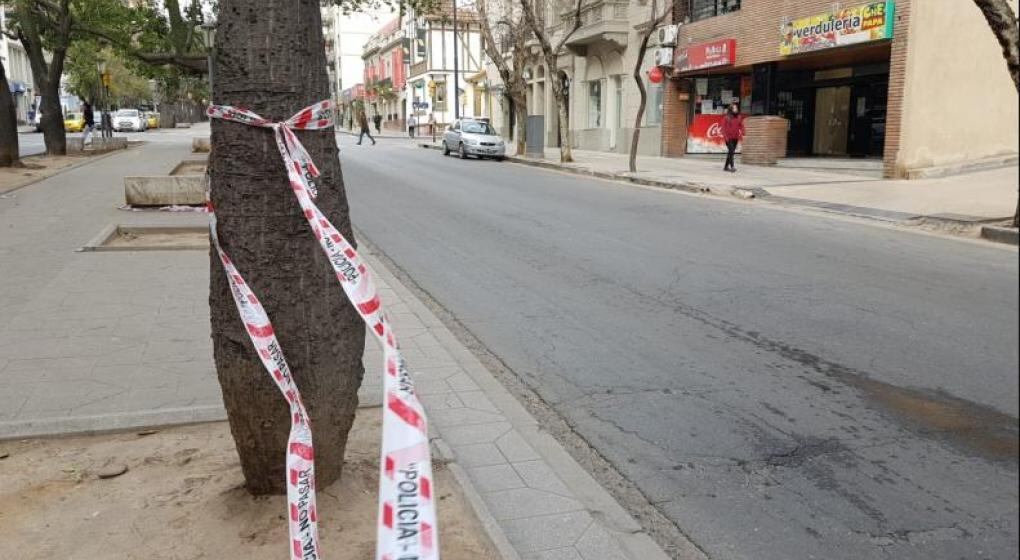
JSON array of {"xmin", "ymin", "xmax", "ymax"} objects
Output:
[
  {"xmin": 113, "ymin": 109, "xmax": 147, "ymax": 132},
  {"xmin": 63, "ymin": 113, "xmax": 85, "ymax": 132},
  {"xmin": 442, "ymin": 118, "xmax": 505, "ymax": 160},
  {"xmin": 144, "ymin": 111, "xmax": 160, "ymax": 129}
]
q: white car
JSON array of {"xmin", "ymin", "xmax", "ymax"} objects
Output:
[
  {"xmin": 112, "ymin": 109, "xmax": 148, "ymax": 132},
  {"xmin": 442, "ymin": 119, "xmax": 506, "ymax": 160}
]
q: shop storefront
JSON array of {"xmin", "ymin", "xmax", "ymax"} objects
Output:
[
  {"xmin": 764, "ymin": 0, "xmax": 896, "ymax": 158},
  {"xmin": 675, "ymin": 39, "xmax": 750, "ymax": 154}
]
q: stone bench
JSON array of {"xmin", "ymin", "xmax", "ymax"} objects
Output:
[{"xmin": 67, "ymin": 137, "xmax": 129, "ymax": 154}]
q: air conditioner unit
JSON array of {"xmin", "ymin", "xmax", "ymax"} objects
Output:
[
  {"xmin": 653, "ymin": 47, "xmax": 675, "ymax": 68},
  {"xmin": 656, "ymin": 24, "xmax": 679, "ymax": 47}
]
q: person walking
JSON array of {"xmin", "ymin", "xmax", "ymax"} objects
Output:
[
  {"xmin": 82, "ymin": 101, "xmax": 95, "ymax": 145},
  {"xmin": 722, "ymin": 103, "xmax": 744, "ymax": 173},
  {"xmin": 372, "ymin": 112, "xmax": 382, "ymax": 134},
  {"xmin": 408, "ymin": 114, "xmax": 417, "ymax": 138},
  {"xmin": 356, "ymin": 110, "xmax": 376, "ymax": 146}
]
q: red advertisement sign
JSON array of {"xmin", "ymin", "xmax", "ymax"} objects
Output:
[
  {"xmin": 676, "ymin": 39, "xmax": 737, "ymax": 73},
  {"xmin": 687, "ymin": 114, "xmax": 742, "ymax": 154}
]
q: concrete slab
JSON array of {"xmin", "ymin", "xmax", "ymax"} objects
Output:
[{"xmin": 124, "ymin": 175, "xmax": 206, "ymax": 206}]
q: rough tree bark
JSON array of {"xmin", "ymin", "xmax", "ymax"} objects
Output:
[
  {"xmin": 209, "ymin": 0, "xmax": 366, "ymax": 495},
  {"xmin": 0, "ymin": 57, "xmax": 21, "ymax": 168},
  {"xmin": 519, "ymin": 0, "xmax": 583, "ymax": 162},
  {"xmin": 629, "ymin": 0, "xmax": 670, "ymax": 173},
  {"xmin": 477, "ymin": 0, "xmax": 529, "ymax": 154},
  {"xmin": 972, "ymin": 0, "xmax": 1019, "ymax": 227}
]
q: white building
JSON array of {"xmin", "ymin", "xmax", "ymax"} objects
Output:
[
  {"xmin": 403, "ymin": 2, "xmax": 484, "ymax": 128},
  {"xmin": 1, "ymin": 6, "xmax": 38, "ymax": 124}
]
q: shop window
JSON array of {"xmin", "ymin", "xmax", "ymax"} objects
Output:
[
  {"xmin": 693, "ymin": 75, "xmax": 747, "ymax": 116},
  {"xmin": 646, "ymin": 81, "xmax": 664, "ymax": 126},
  {"xmin": 690, "ymin": 0, "xmax": 741, "ymax": 22},
  {"xmin": 587, "ymin": 80, "xmax": 602, "ymax": 129}
]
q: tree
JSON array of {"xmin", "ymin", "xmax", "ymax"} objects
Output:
[
  {"xmin": 518, "ymin": 0, "xmax": 583, "ymax": 162},
  {"xmin": 629, "ymin": 0, "xmax": 670, "ymax": 172},
  {"xmin": 972, "ymin": 0, "xmax": 1019, "ymax": 227},
  {"xmin": 5, "ymin": 0, "xmax": 73, "ymax": 155},
  {"xmin": 209, "ymin": 0, "xmax": 439, "ymax": 494},
  {"xmin": 475, "ymin": 0, "xmax": 529, "ymax": 155},
  {"xmin": 0, "ymin": 57, "xmax": 20, "ymax": 167}
]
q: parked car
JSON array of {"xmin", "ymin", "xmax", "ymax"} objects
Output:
[
  {"xmin": 63, "ymin": 112, "xmax": 86, "ymax": 132},
  {"xmin": 144, "ymin": 111, "xmax": 160, "ymax": 129},
  {"xmin": 442, "ymin": 118, "xmax": 505, "ymax": 160},
  {"xmin": 113, "ymin": 109, "xmax": 148, "ymax": 132}
]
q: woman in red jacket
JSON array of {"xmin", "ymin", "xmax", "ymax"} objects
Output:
[{"xmin": 721, "ymin": 103, "xmax": 744, "ymax": 173}]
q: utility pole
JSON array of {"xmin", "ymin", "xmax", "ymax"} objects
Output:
[{"xmin": 452, "ymin": 0, "xmax": 460, "ymax": 119}]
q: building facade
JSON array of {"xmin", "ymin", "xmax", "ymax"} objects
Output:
[
  {"xmin": 403, "ymin": 2, "xmax": 485, "ymax": 129},
  {"xmin": 362, "ymin": 17, "xmax": 408, "ymax": 132},
  {"xmin": 1, "ymin": 7, "xmax": 38, "ymax": 124},
  {"xmin": 660, "ymin": 0, "xmax": 1019, "ymax": 177},
  {"xmin": 321, "ymin": 4, "xmax": 343, "ymax": 105}
]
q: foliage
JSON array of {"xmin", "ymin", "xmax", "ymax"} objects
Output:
[{"xmin": 65, "ymin": 44, "xmax": 154, "ymax": 107}]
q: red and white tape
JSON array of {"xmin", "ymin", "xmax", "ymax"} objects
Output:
[{"xmin": 207, "ymin": 100, "xmax": 439, "ymax": 560}]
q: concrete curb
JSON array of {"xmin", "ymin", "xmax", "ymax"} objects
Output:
[
  {"xmin": 981, "ymin": 225, "xmax": 1020, "ymax": 245},
  {"xmin": 362, "ymin": 247, "xmax": 678, "ymax": 560},
  {"xmin": 1, "ymin": 147, "xmax": 130, "ymax": 195},
  {"xmin": 433, "ymin": 439, "xmax": 523, "ymax": 560},
  {"xmin": 416, "ymin": 144, "xmax": 1015, "ymax": 244},
  {"xmin": 0, "ymin": 405, "xmax": 227, "ymax": 441}
]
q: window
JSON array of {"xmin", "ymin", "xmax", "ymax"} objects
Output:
[
  {"xmin": 646, "ymin": 82, "xmax": 664, "ymax": 125},
  {"xmin": 587, "ymin": 80, "xmax": 602, "ymax": 129},
  {"xmin": 690, "ymin": 0, "xmax": 741, "ymax": 22}
]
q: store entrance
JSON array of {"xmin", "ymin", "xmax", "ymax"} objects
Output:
[{"xmin": 813, "ymin": 86, "xmax": 851, "ymax": 156}]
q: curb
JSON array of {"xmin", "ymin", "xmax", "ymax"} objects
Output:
[
  {"xmin": 362, "ymin": 246, "xmax": 681, "ymax": 560},
  {"xmin": 1, "ymin": 145, "xmax": 133, "ymax": 195},
  {"xmin": 416, "ymin": 144, "xmax": 1016, "ymax": 245},
  {"xmin": 433, "ymin": 438, "xmax": 523, "ymax": 560},
  {"xmin": 0, "ymin": 405, "xmax": 227, "ymax": 441},
  {"xmin": 981, "ymin": 225, "xmax": 1019, "ymax": 245}
]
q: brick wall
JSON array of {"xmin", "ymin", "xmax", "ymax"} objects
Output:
[
  {"xmin": 741, "ymin": 116, "xmax": 789, "ymax": 165},
  {"xmin": 881, "ymin": 0, "xmax": 910, "ymax": 178}
]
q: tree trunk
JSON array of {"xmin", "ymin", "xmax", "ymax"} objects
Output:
[
  {"xmin": 973, "ymin": 0, "xmax": 1019, "ymax": 226},
  {"xmin": 512, "ymin": 92, "xmax": 528, "ymax": 155},
  {"xmin": 39, "ymin": 86, "xmax": 66, "ymax": 155},
  {"xmin": 630, "ymin": 0, "xmax": 666, "ymax": 173},
  {"xmin": 550, "ymin": 73, "xmax": 573, "ymax": 162},
  {"xmin": 209, "ymin": 0, "xmax": 366, "ymax": 495},
  {"xmin": 974, "ymin": 0, "xmax": 1020, "ymax": 94},
  {"xmin": 0, "ymin": 58, "xmax": 21, "ymax": 168}
]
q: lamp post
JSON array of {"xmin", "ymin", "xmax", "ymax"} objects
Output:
[
  {"xmin": 200, "ymin": 22, "xmax": 218, "ymax": 103},
  {"xmin": 97, "ymin": 61, "xmax": 111, "ymax": 138},
  {"xmin": 452, "ymin": 0, "xmax": 460, "ymax": 119}
]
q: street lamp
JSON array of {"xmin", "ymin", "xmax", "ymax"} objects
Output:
[
  {"xmin": 97, "ymin": 61, "xmax": 111, "ymax": 138},
  {"xmin": 200, "ymin": 22, "xmax": 218, "ymax": 102}
]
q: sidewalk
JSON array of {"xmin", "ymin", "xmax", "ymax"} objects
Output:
[
  {"xmin": 422, "ymin": 142, "xmax": 1018, "ymax": 240},
  {"xmin": 0, "ymin": 140, "xmax": 687, "ymax": 560}
]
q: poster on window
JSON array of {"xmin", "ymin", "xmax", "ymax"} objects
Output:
[{"xmin": 687, "ymin": 114, "xmax": 741, "ymax": 154}]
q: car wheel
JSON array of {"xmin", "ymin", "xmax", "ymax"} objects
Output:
[
  {"xmin": 459, "ymin": 143, "xmax": 468, "ymax": 159},
  {"xmin": 442, "ymin": 141, "xmax": 449, "ymax": 156},
  {"xmin": 494, "ymin": 156, "xmax": 505, "ymax": 162}
]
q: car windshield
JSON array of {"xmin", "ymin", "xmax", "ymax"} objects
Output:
[
  {"xmin": 462, "ymin": 121, "xmax": 495, "ymax": 135},
  {"xmin": 66, "ymin": 113, "xmax": 81, "ymax": 120},
  {"xmin": 116, "ymin": 110, "xmax": 139, "ymax": 117}
]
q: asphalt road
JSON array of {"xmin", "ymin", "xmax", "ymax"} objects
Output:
[{"xmin": 340, "ymin": 136, "xmax": 1019, "ymax": 560}]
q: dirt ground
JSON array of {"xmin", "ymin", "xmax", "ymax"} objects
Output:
[
  {"xmin": 0, "ymin": 154, "xmax": 94, "ymax": 195},
  {"xmin": 0, "ymin": 412, "xmax": 499, "ymax": 560},
  {"xmin": 103, "ymin": 230, "xmax": 209, "ymax": 249}
]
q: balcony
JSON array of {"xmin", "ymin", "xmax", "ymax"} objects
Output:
[{"xmin": 561, "ymin": 1, "xmax": 630, "ymax": 53}]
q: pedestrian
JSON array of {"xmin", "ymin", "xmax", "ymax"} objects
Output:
[
  {"xmin": 373, "ymin": 112, "xmax": 382, "ymax": 134},
  {"xmin": 408, "ymin": 114, "xmax": 417, "ymax": 138},
  {"xmin": 428, "ymin": 113, "xmax": 436, "ymax": 136},
  {"xmin": 82, "ymin": 101, "xmax": 95, "ymax": 145},
  {"xmin": 722, "ymin": 102, "xmax": 744, "ymax": 173},
  {"xmin": 356, "ymin": 110, "xmax": 376, "ymax": 146}
]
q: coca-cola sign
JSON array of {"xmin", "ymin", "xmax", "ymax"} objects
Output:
[
  {"xmin": 687, "ymin": 114, "xmax": 741, "ymax": 154},
  {"xmin": 675, "ymin": 39, "xmax": 737, "ymax": 73}
]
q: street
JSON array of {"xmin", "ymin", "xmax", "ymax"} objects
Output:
[{"xmin": 340, "ymin": 136, "xmax": 1019, "ymax": 560}]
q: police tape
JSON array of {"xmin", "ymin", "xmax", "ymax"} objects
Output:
[{"xmin": 207, "ymin": 100, "xmax": 439, "ymax": 560}]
